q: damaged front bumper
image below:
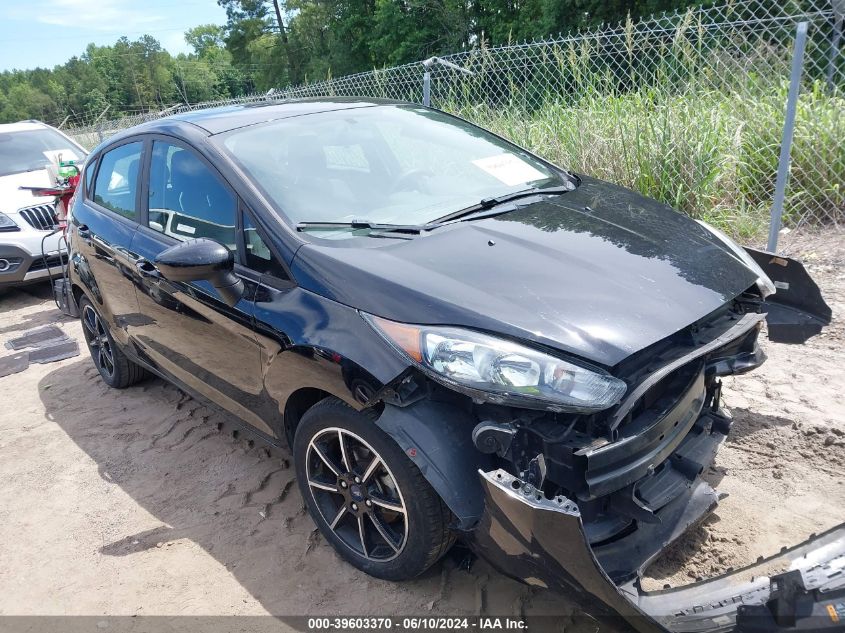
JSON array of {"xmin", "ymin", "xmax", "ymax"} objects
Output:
[{"xmin": 472, "ymin": 468, "xmax": 845, "ymax": 633}]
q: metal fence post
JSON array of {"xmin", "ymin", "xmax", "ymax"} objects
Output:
[
  {"xmin": 827, "ymin": 0, "xmax": 844, "ymax": 93},
  {"xmin": 92, "ymin": 105, "xmax": 110, "ymax": 144},
  {"xmin": 767, "ymin": 21, "xmax": 809, "ymax": 253},
  {"xmin": 421, "ymin": 57, "xmax": 473, "ymax": 107}
]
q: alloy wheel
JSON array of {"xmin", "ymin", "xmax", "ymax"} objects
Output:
[
  {"xmin": 82, "ymin": 304, "xmax": 115, "ymax": 378},
  {"xmin": 306, "ymin": 427, "xmax": 408, "ymax": 562}
]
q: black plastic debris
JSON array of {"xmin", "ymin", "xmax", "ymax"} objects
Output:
[
  {"xmin": 1, "ymin": 324, "xmax": 81, "ymax": 370},
  {"xmin": 0, "ymin": 352, "xmax": 30, "ymax": 378},
  {"xmin": 53, "ymin": 278, "xmax": 80, "ymax": 318},
  {"xmin": 5, "ymin": 325, "xmax": 66, "ymax": 350},
  {"xmin": 28, "ymin": 339, "xmax": 79, "ymax": 364}
]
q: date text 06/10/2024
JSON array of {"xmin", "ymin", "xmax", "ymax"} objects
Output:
[{"xmin": 306, "ymin": 617, "xmax": 528, "ymax": 630}]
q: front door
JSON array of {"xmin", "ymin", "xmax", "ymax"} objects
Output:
[{"xmin": 127, "ymin": 138, "xmax": 270, "ymax": 434}]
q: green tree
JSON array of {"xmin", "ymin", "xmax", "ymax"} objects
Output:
[
  {"xmin": 218, "ymin": 0, "xmax": 293, "ymax": 87},
  {"xmin": 186, "ymin": 24, "xmax": 227, "ymax": 58},
  {"xmin": 0, "ymin": 0, "xmax": 720, "ymax": 125},
  {"xmin": 370, "ymin": 0, "xmax": 472, "ymax": 66}
]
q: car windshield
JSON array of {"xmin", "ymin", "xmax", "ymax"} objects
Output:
[
  {"xmin": 218, "ymin": 105, "xmax": 568, "ymax": 228},
  {"xmin": 0, "ymin": 128, "xmax": 85, "ymax": 177}
]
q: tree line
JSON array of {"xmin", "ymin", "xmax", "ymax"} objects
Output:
[{"xmin": 0, "ymin": 0, "xmax": 706, "ymax": 126}]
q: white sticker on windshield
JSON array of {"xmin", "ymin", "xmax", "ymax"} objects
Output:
[
  {"xmin": 472, "ymin": 154, "xmax": 546, "ymax": 187},
  {"xmin": 176, "ymin": 223, "xmax": 196, "ymax": 235}
]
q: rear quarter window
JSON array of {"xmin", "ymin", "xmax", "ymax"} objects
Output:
[
  {"xmin": 92, "ymin": 142, "xmax": 143, "ymax": 220},
  {"xmin": 84, "ymin": 158, "xmax": 97, "ymax": 198}
]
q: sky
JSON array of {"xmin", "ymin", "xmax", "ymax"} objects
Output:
[{"xmin": 0, "ymin": 0, "xmax": 229, "ymax": 72}]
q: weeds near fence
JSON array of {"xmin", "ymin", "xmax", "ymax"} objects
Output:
[
  {"xmin": 431, "ymin": 3, "xmax": 844, "ymax": 239},
  {"xmin": 457, "ymin": 80, "xmax": 843, "ymax": 239}
]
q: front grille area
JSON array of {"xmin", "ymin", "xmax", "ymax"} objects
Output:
[
  {"xmin": 581, "ymin": 363, "xmax": 707, "ymax": 500},
  {"xmin": 29, "ymin": 253, "xmax": 68, "ymax": 272},
  {"xmin": 18, "ymin": 205, "xmax": 58, "ymax": 231}
]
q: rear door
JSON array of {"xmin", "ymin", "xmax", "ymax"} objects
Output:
[
  {"xmin": 71, "ymin": 139, "xmax": 144, "ymax": 346},
  {"xmin": 127, "ymin": 136, "xmax": 271, "ymax": 434}
]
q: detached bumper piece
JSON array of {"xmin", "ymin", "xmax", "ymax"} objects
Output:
[
  {"xmin": 473, "ymin": 469, "xmax": 845, "ymax": 633},
  {"xmin": 744, "ymin": 248, "xmax": 832, "ymax": 344}
]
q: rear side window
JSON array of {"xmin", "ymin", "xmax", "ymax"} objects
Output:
[
  {"xmin": 148, "ymin": 141, "xmax": 237, "ymax": 250},
  {"xmin": 93, "ymin": 142, "xmax": 142, "ymax": 220},
  {"xmin": 84, "ymin": 158, "xmax": 97, "ymax": 197}
]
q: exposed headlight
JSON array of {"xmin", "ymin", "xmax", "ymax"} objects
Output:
[
  {"xmin": 0, "ymin": 212, "xmax": 20, "ymax": 232},
  {"xmin": 364, "ymin": 315, "xmax": 626, "ymax": 413},
  {"xmin": 696, "ymin": 220, "xmax": 776, "ymax": 298}
]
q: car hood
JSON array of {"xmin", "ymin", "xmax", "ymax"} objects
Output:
[
  {"xmin": 0, "ymin": 169, "xmax": 55, "ymax": 214},
  {"xmin": 291, "ymin": 176, "xmax": 759, "ymax": 368}
]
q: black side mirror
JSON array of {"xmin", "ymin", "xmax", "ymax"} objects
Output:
[{"xmin": 155, "ymin": 238, "xmax": 244, "ymax": 307}]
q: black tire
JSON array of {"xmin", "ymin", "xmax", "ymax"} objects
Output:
[
  {"xmin": 79, "ymin": 296, "xmax": 148, "ymax": 389},
  {"xmin": 294, "ymin": 397, "xmax": 454, "ymax": 580}
]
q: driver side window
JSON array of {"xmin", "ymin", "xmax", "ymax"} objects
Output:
[{"xmin": 147, "ymin": 141, "xmax": 237, "ymax": 251}]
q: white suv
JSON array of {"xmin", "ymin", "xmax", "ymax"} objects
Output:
[{"xmin": 0, "ymin": 120, "xmax": 87, "ymax": 290}]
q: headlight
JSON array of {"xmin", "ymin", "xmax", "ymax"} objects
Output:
[
  {"xmin": 0, "ymin": 212, "xmax": 19, "ymax": 232},
  {"xmin": 696, "ymin": 220, "xmax": 775, "ymax": 298},
  {"xmin": 364, "ymin": 315, "xmax": 626, "ymax": 412}
]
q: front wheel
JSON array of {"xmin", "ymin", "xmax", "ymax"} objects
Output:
[{"xmin": 294, "ymin": 398, "xmax": 454, "ymax": 580}]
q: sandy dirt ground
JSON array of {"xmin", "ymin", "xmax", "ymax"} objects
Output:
[{"xmin": 0, "ymin": 229, "xmax": 843, "ymax": 620}]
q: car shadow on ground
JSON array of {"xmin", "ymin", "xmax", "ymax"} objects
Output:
[{"xmin": 37, "ymin": 359, "xmax": 614, "ymax": 627}]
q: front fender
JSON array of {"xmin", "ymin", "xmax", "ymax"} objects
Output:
[
  {"xmin": 376, "ymin": 400, "xmax": 493, "ymax": 529},
  {"xmin": 252, "ymin": 286, "xmax": 409, "ymax": 440}
]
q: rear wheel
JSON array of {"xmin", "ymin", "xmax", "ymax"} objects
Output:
[
  {"xmin": 79, "ymin": 296, "xmax": 148, "ymax": 388},
  {"xmin": 294, "ymin": 398, "xmax": 454, "ymax": 580}
]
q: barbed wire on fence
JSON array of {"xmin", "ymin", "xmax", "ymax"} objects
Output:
[{"xmin": 65, "ymin": 0, "xmax": 844, "ymax": 236}]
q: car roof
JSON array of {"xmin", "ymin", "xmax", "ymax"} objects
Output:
[
  {"xmin": 0, "ymin": 120, "xmax": 52, "ymax": 133},
  {"xmin": 147, "ymin": 97, "xmax": 407, "ymax": 136}
]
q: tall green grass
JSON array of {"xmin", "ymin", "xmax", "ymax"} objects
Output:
[
  {"xmin": 430, "ymin": 4, "xmax": 845, "ymax": 239},
  {"xmin": 449, "ymin": 82, "xmax": 844, "ymax": 240}
]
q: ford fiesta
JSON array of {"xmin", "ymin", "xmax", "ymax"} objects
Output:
[{"xmin": 66, "ymin": 99, "xmax": 841, "ymax": 632}]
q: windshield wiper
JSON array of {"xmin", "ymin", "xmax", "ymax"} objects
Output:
[
  {"xmin": 430, "ymin": 184, "xmax": 575, "ymax": 225},
  {"xmin": 296, "ymin": 220, "xmax": 436, "ymax": 235},
  {"xmin": 296, "ymin": 184, "xmax": 575, "ymax": 236}
]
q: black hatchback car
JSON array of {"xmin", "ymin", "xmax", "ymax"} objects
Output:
[{"xmin": 67, "ymin": 99, "xmax": 841, "ymax": 632}]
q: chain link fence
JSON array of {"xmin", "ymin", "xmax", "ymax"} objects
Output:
[{"xmin": 66, "ymin": 0, "xmax": 844, "ymax": 241}]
